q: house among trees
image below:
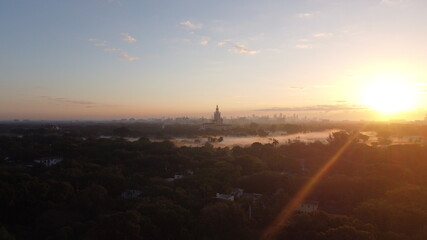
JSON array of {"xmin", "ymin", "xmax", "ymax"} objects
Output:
[
  {"xmin": 233, "ymin": 188, "xmax": 244, "ymax": 198},
  {"xmin": 166, "ymin": 174, "xmax": 183, "ymax": 182},
  {"xmin": 216, "ymin": 193, "xmax": 234, "ymax": 201},
  {"xmin": 165, "ymin": 170, "xmax": 193, "ymax": 182},
  {"xmin": 297, "ymin": 200, "xmax": 319, "ymax": 213},
  {"xmin": 34, "ymin": 157, "xmax": 63, "ymax": 167}
]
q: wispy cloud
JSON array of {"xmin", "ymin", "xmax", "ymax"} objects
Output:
[
  {"xmin": 88, "ymin": 38, "xmax": 107, "ymax": 47},
  {"xmin": 199, "ymin": 36, "xmax": 210, "ymax": 45},
  {"xmin": 103, "ymin": 48, "xmax": 120, "ymax": 52},
  {"xmin": 313, "ymin": 32, "xmax": 333, "ymax": 38},
  {"xmin": 41, "ymin": 96, "xmax": 114, "ymax": 108},
  {"xmin": 119, "ymin": 53, "xmax": 139, "ymax": 62},
  {"xmin": 121, "ymin": 33, "xmax": 137, "ymax": 43},
  {"xmin": 294, "ymin": 32, "xmax": 332, "ymax": 49},
  {"xmin": 295, "ymin": 44, "xmax": 314, "ymax": 49},
  {"xmin": 164, "ymin": 37, "xmax": 192, "ymax": 44},
  {"xmin": 217, "ymin": 40, "xmax": 231, "ymax": 46},
  {"xmin": 234, "ymin": 45, "xmax": 259, "ymax": 55},
  {"xmin": 297, "ymin": 13, "xmax": 313, "ymax": 18},
  {"xmin": 380, "ymin": 0, "xmax": 405, "ymax": 5},
  {"xmin": 256, "ymin": 104, "xmax": 368, "ymax": 112},
  {"xmin": 180, "ymin": 20, "xmax": 202, "ymax": 30},
  {"xmin": 289, "ymin": 86, "xmax": 305, "ymax": 90},
  {"xmin": 217, "ymin": 40, "xmax": 259, "ymax": 55},
  {"xmin": 89, "ymin": 37, "xmax": 138, "ymax": 62}
]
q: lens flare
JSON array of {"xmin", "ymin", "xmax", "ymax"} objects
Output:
[{"xmin": 262, "ymin": 132, "xmax": 362, "ymax": 240}]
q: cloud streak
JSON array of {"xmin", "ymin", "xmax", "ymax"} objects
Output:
[
  {"xmin": 180, "ymin": 20, "xmax": 202, "ymax": 30},
  {"xmin": 289, "ymin": 86, "xmax": 305, "ymax": 90},
  {"xmin": 256, "ymin": 104, "xmax": 368, "ymax": 112},
  {"xmin": 234, "ymin": 45, "xmax": 259, "ymax": 55},
  {"xmin": 313, "ymin": 32, "xmax": 333, "ymax": 38},
  {"xmin": 88, "ymin": 38, "xmax": 107, "ymax": 47},
  {"xmin": 121, "ymin": 33, "xmax": 137, "ymax": 43},
  {"xmin": 89, "ymin": 37, "xmax": 138, "ymax": 62},
  {"xmin": 297, "ymin": 13, "xmax": 313, "ymax": 18},
  {"xmin": 295, "ymin": 44, "xmax": 313, "ymax": 49},
  {"xmin": 103, "ymin": 48, "xmax": 120, "ymax": 52},
  {"xmin": 41, "ymin": 96, "xmax": 115, "ymax": 108},
  {"xmin": 380, "ymin": 0, "xmax": 405, "ymax": 5},
  {"xmin": 119, "ymin": 53, "xmax": 139, "ymax": 61},
  {"xmin": 217, "ymin": 40, "xmax": 231, "ymax": 46},
  {"xmin": 199, "ymin": 36, "xmax": 210, "ymax": 45}
]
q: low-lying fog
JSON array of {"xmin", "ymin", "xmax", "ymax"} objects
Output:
[
  {"xmin": 112, "ymin": 129, "xmax": 427, "ymax": 147},
  {"xmin": 158, "ymin": 130, "xmax": 341, "ymax": 147}
]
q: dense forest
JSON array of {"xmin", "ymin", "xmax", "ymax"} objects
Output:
[{"xmin": 1, "ymin": 128, "xmax": 427, "ymax": 239}]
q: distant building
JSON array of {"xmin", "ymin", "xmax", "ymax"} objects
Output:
[
  {"xmin": 200, "ymin": 105, "xmax": 231, "ymax": 130},
  {"xmin": 165, "ymin": 170, "xmax": 193, "ymax": 182},
  {"xmin": 174, "ymin": 174, "xmax": 184, "ymax": 180},
  {"xmin": 216, "ymin": 193, "xmax": 234, "ymax": 201},
  {"xmin": 297, "ymin": 200, "xmax": 319, "ymax": 213},
  {"xmin": 34, "ymin": 157, "xmax": 63, "ymax": 167},
  {"xmin": 166, "ymin": 174, "xmax": 184, "ymax": 182},
  {"xmin": 43, "ymin": 124, "xmax": 61, "ymax": 131},
  {"xmin": 213, "ymin": 105, "xmax": 223, "ymax": 124}
]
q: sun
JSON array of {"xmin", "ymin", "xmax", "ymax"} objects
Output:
[{"xmin": 361, "ymin": 75, "xmax": 417, "ymax": 114}]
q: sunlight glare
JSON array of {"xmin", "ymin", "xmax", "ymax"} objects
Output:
[{"xmin": 361, "ymin": 74, "xmax": 417, "ymax": 114}]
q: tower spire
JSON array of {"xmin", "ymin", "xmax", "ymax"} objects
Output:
[{"xmin": 213, "ymin": 105, "xmax": 223, "ymax": 124}]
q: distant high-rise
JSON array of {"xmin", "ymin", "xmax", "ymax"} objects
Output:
[
  {"xmin": 200, "ymin": 105, "xmax": 229, "ymax": 130},
  {"xmin": 213, "ymin": 105, "xmax": 223, "ymax": 124}
]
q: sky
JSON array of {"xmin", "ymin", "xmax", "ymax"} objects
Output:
[{"xmin": 1, "ymin": 0, "xmax": 427, "ymax": 120}]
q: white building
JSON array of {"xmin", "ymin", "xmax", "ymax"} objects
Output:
[
  {"xmin": 216, "ymin": 193, "xmax": 234, "ymax": 201},
  {"xmin": 34, "ymin": 157, "xmax": 63, "ymax": 167}
]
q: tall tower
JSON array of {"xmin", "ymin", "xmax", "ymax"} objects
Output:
[{"xmin": 213, "ymin": 105, "xmax": 223, "ymax": 124}]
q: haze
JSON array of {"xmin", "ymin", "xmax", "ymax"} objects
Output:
[{"xmin": 1, "ymin": 0, "xmax": 427, "ymax": 120}]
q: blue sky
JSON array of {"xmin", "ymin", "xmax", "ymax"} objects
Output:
[{"xmin": 1, "ymin": 0, "xmax": 427, "ymax": 120}]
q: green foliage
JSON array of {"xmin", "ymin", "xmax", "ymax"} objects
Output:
[
  {"xmin": 199, "ymin": 201, "xmax": 251, "ymax": 240},
  {"xmin": 1, "ymin": 133, "xmax": 427, "ymax": 239},
  {"xmin": 0, "ymin": 226, "xmax": 15, "ymax": 240},
  {"xmin": 279, "ymin": 211, "xmax": 375, "ymax": 240}
]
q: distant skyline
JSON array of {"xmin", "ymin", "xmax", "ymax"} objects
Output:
[{"xmin": 1, "ymin": 0, "xmax": 427, "ymax": 121}]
